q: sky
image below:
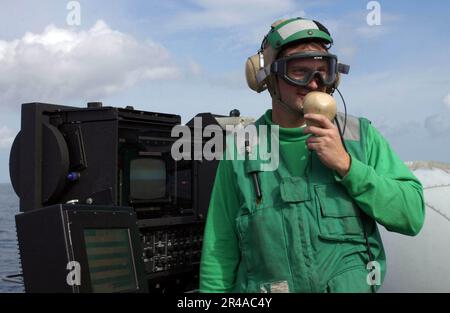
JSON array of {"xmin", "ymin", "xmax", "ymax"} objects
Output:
[{"xmin": 0, "ymin": 0, "xmax": 449, "ymax": 183}]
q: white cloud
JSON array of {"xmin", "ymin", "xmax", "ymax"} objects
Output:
[
  {"xmin": 444, "ymin": 94, "xmax": 450, "ymax": 109},
  {"xmin": 344, "ymin": 61, "xmax": 450, "ymax": 121},
  {"xmin": 355, "ymin": 13, "xmax": 401, "ymax": 39},
  {"xmin": 161, "ymin": 0, "xmax": 306, "ymax": 52},
  {"xmin": 0, "ymin": 20, "xmax": 181, "ymax": 108},
  {"xmin": 148, "ymin": 0, "xmax": 310, "ymax": 64},
  {"xmin": 0, "ymin": 126, "xmax": 16, "ymax": 149},
  {"xmin": 374, "ymin": 118, "xmax": 421, "ymax": 139},
  {"xmin": 208, "ymin": 70, "xmax": 246, "ymax": 90},
  {"xmin": 187, "ymin": 59, "xmax": 203, "ymax": 77},
  {"xmin": 424, "ymin": 112, "xmax": 450, "ymax": 137},
  {"xmin": 170, "ymin": 0, "xmax": 296, "ymax": 31},
  {"xmin": 320, "ymin": 12, "xmax": 402, "ymax": 61},
  {"xmin": 355, "ymin": 25, "xmax": 390, "ymax": 39}
]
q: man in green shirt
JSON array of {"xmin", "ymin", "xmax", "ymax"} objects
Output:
[{"xmin": 199, "ymin": 17, "xmax": 425, "ymax": 293}]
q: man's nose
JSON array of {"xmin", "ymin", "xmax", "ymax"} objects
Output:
[{"xmin": 307, "ymin": 75, "xmax": 321, "ymax": 90}]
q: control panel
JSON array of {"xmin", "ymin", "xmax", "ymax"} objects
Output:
[{"xmin": 141, "ymin": 223, "xmax": 204, "ymax": 274}]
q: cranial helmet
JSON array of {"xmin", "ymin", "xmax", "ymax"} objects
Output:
[{"xmin": 245, "ymin": 17, "xmax": 349, "ymax": 98}]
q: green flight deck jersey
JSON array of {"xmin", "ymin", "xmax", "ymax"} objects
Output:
[{"xmin": 199, "ymin": 110, "xmax": 425, "ymax": 293}]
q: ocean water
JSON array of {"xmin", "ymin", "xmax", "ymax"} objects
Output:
[{"xmin": 0, "ymin": 183, "xmax": 23, "ymax": 293}]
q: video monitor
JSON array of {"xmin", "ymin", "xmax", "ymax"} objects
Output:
[
  {"xmin": 130, "ymin": 158, "xmax": 166, "ymax": 200},
  {"xmin": 84, "ymin": 228, "xmax": 138, "ymax": 293}
]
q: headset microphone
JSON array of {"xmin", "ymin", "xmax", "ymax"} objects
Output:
[{"xmin": 302, "ymin": 91, "xmax": 337, "ymax": 127}]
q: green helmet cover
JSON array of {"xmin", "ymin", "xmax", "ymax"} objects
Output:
[{"xmin": 266, "ymin": 18, "xmax": 333, "ymax": 50}]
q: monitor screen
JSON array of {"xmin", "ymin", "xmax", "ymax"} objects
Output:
[
  {"xmin": 84, "ymin": 228, "xmax": 138, "ymax": 293},
  {"xmin": 130, "ymin": 158, "xmax": 166, "ymax": 200}
]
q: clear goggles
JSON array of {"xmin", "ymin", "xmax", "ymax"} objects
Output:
[{"xmin": 271, "ymin": 51, "xmax": 347, "ymax": 87}]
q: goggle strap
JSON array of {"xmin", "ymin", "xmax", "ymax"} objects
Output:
[
  {"xmin": 256, "ymin": 65, "xmax": 271, "ymax": 84},
  {"xmin": 338, "ymin": 63, "xmax": 350, "ymax": 74}
]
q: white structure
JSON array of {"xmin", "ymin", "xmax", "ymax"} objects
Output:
[{"xmin": 380, "ymin": 161, "xmax": 450, "ymax": 292}]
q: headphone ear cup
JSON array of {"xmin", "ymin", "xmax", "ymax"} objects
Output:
[{"xmin": 245, "ymin": 54, "xmax": 267, "ymax": 93}]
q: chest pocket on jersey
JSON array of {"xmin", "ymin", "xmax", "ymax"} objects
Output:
[
  {"xmin": 314, "ymin": 183, "xmax": 364, "ymax": 240},
  {"xmin": 279, "ymin": 176, "xmax": 310, "ymax": 203}
]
